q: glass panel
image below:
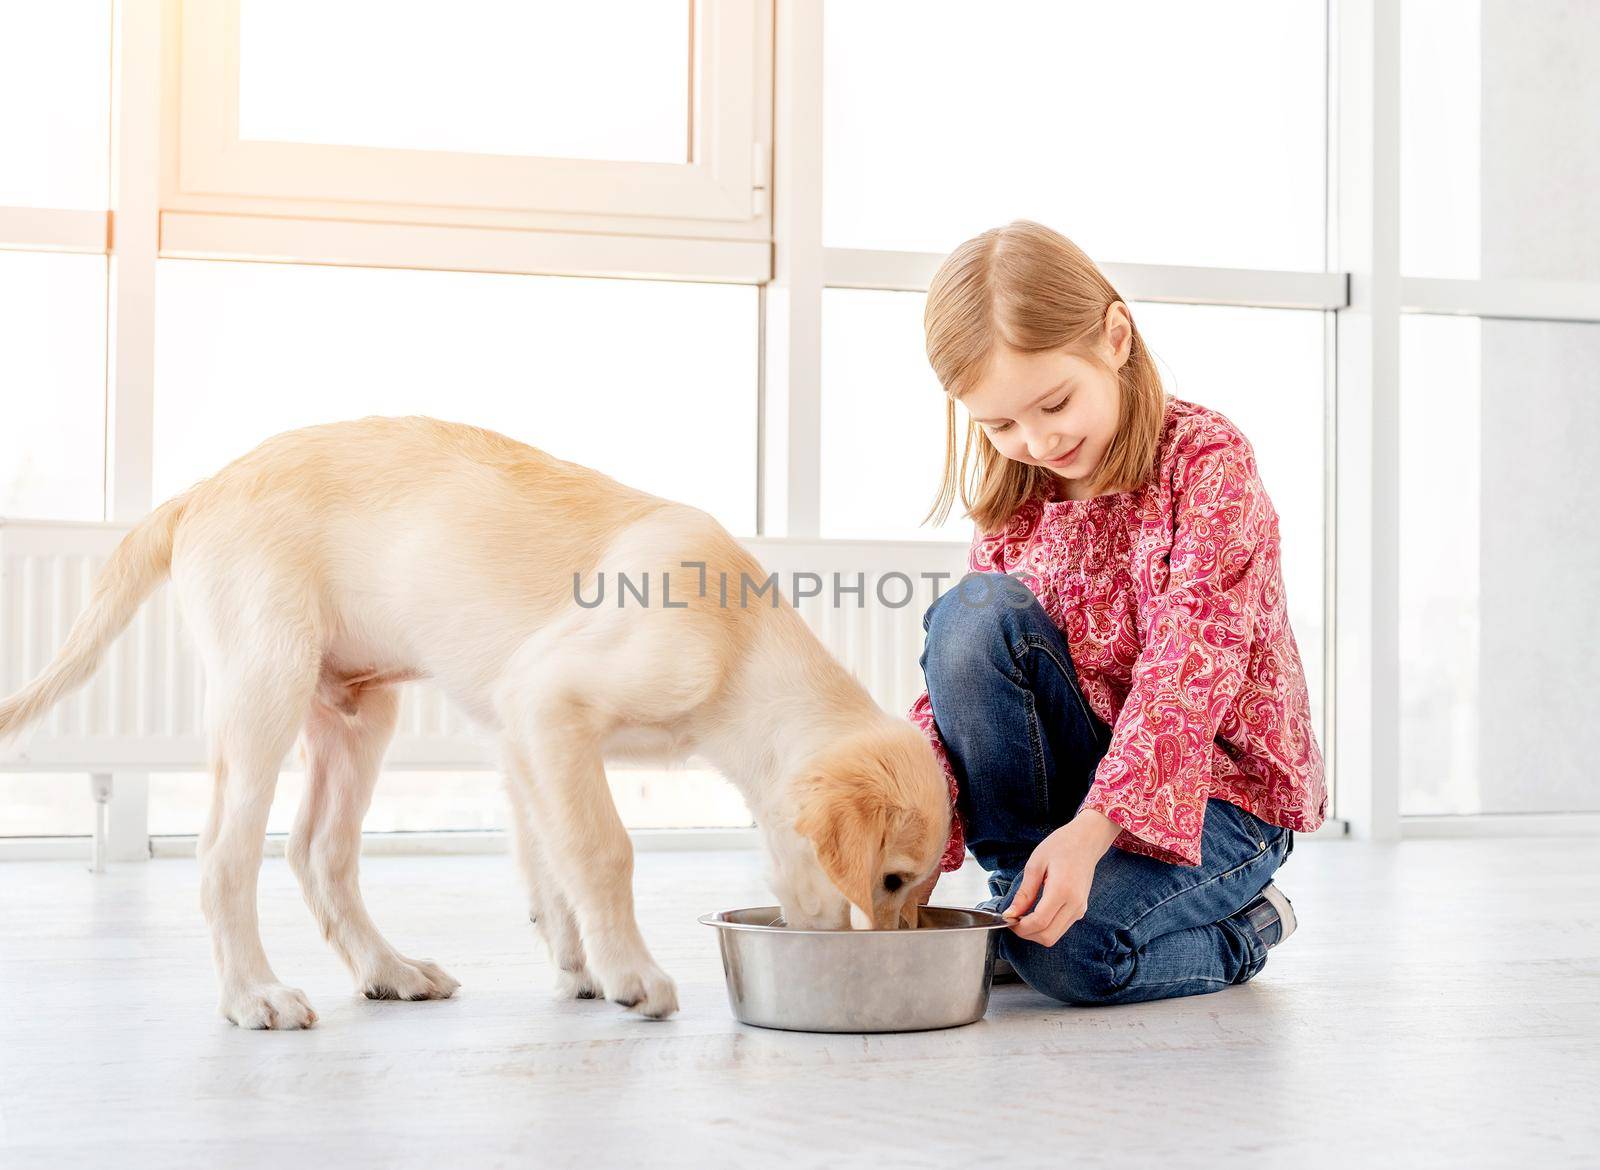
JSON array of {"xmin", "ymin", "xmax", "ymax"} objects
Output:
[
  {"xmin": 0, "ymin": 252, "xmax": 106, "ymax": 521},
  {"xmin": 1402, "ymin": 0, "xmax": 1600, "ymax": 279},
  {"xmin": 821, "ymin": 291, "xmax": 1328, "ymax": 746},
  {"xmin": 0, "ymin": 775, "xmax": 93, "ymax": 837},
  {"xmin": 148, "ymin": 767, "xmax": 752, "ymax": 835},
  {"xmin": 1399, "ymin": 315, "xmax": 1479, "ymax": 815},
  {"xmin": 154, "ymin": 261, "xmax": 757, "ymax": 535},
  {"xmin": 0, "ymin": 1, "xmax": 111, "ymax": 208},
  {"xmin": 821, "ymin": 289, "xmax": 973, "ymax": 544},
  {"xmin": 238, "ymin": 0, "xmax": 692, "ymax": 164},
  {"xmin": 824, "ymin": 0, "xmax": 1327, "ymax": 269},
  {"xmin": 1401, "ymin": 315, "xmax": 1600, "ymax": 815}
]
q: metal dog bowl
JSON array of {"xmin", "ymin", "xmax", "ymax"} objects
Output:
[{"xmin": 697, "ymin": 905, "xmax": 1011, "ymax": 1033}]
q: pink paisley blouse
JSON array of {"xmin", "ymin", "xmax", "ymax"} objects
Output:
[{"xmin": 909, "ymin": 396, "xmax": 1327, "ymax": 871}]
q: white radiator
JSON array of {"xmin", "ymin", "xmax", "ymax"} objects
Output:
[{"xmin": 0, "ymin": 519, "xmax": 967, "ymax": 773}]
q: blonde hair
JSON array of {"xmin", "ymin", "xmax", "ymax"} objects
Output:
[{"xmin": 922, "ymin": 220, "xmax": 1168, "ymax": 534}]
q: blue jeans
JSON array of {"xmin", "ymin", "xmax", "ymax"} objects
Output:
[{"xmin": 920, "ymin": 571, "xmax": 1292, "ymax": 1006}]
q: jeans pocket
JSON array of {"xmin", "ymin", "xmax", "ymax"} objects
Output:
[
  {"xmin": 1242, "ymin": 808, "xmax": 1278, "ymax": 854},
  {"xmin": 1212, "ymin": 801, "xmax": 1263, "ymax": 855}
]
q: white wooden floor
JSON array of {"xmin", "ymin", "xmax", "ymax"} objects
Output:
[{"xmin": 1, "ymin": 837, "xmax": 1596, "ymax": 1169}]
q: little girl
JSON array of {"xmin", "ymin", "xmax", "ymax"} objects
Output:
[{"xmin": 906, "ymin": 220, "xmax": 1327, "ymax": 1006}]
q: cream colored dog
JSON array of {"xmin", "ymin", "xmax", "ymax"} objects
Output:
[{"xmin": 0, "ymin": 416, "xmax": 950, "ymax": 1028}]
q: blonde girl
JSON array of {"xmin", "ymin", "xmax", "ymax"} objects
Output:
[{"xmin": 906, "ymin": 220, "xmax": 1327, "ymax": 1004}]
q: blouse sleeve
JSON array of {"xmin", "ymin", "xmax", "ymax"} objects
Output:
[
  {"xmin": 1078, "ymin": 422, "xmax": 1276, "ymax": 867},
  {"xmin": 904, "ymin": 522, "xmax": 999, "ymax": 873},
  {"xmin": 907, "ymin": 689, "xmax": 968, "ymax": 872}
]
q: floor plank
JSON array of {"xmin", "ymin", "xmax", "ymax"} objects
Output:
[{"xmin": 0, "ymin": 838, "xmax": 1595, "ymax": 1168}]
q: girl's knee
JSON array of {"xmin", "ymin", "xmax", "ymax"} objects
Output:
[
  {"xmin": 921, "ymin": 573, "xmax": 1040, "ymax": 677},
  {"xmin": 1002, "ymin": 920, "xmax": 1135, "ymax": 1006},
  {"xmin": 925, "ymin": 571, "xmax": 1036, "ymax": 626}
]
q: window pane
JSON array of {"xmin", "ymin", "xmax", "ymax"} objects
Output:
[
  {"xmin": 1401, "ymin": 315, "xmax": 1600, "ymax": 816},
  {"xmin": 0, "ymin": 2, "xmax": 111, "ymax": 208},
  {"xmin": 824, "ymin": 0, "xmax": 1327, "ymax": 269},
  {"xmin": 821, "ymin": 289, "xmax": 973, "ymax": 543},
  {"xmin": 154, "ymin": 261, "xmax": 757, "ymax": 535},
  {"xmin": 0, "ymin": 252, "xmax": 106, "ymax": 521},
  {"xmin": 0, "ymin": 775, "xmax": 92, "ymax": 837},
  {"xmin": 1399, "ymin": 315, "xmax": 1479, "ymax": 815},
  {"xmin": 1402, "ymin": 0, "xmax": 1600, "ymax": 279},
  {"xmin": 821, "ymin": 291, "xmax": 1328, "ymax": 747},
  {"xmin": 239, "ymin": 0, "xmax": 692, "ymax": 164},
  {"xmin": 148, "ymin": 767, "xmax": 751, "ymax": 835}
]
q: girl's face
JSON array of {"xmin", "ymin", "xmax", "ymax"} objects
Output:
[{"xmin": 963, "ymin": 303, "xmax": 1133, "ymax": 500}]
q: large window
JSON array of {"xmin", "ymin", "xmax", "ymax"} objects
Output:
[
  {"xmin": 2, "ymin": 1, "xmax": 1348, "ymax": 849},
  {"xmin": 11, "ymin": 1, "xmax": 1594, "ymax": 851},
  {"xmin": 1396, "ymin": 0, "xmax": 1600, "ymax": 819}
]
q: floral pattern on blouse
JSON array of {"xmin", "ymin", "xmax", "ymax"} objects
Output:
[{"xmin": 909, "ymin": 396, "xmax": 1327, "ymax": 871}]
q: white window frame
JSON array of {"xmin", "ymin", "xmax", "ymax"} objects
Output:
[
  {"xmin": 0, "ymin": 207, "xmax": 110, "ymax": 253},
  {"xmin": 159, "ymin": 0, "xmax": 773, "ymax": 282}
]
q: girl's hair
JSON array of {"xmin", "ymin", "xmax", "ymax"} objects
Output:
[{"xmin": 922, "ymin": 219, "xmax": 1168, "ymax": 534}]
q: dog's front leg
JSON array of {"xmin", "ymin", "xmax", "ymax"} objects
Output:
[
  {"xmin": 502, "ymin": 753, "xmax": 602, "ymax": 1000},
  {"xmin": 500, "ymin": 715, "xmax": 679, "ymax": 1020}
]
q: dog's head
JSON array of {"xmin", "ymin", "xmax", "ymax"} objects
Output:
[{"xmin": 772, "ymin": 722, "xmax": 951, "ymax": 931}]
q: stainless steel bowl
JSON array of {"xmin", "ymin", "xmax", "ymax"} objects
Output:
[{"xmin": 698, "ymin": 905, "xmax": 1011, "ymax": 1033}]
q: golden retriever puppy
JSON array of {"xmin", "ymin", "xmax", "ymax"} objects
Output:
[{"xmin": 0, "ymin": 417, "xmax": 950, "ymax": 1028}]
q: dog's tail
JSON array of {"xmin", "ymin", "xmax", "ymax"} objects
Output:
[{"xmin": 0, "ymin": 492, "xmax": 189, "ymax": 750}]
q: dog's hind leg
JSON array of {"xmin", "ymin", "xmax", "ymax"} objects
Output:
[
  {"xmin": 196, "ymin": 641, "xmax": 321, "ymax": 1030},
  {"xmin": 288, "ymin": 681, "xmax": 460, "ymax": 1002},
  {"xmin": 503, "ymin": 762, "xmax": 601, "ymax": 1000}
]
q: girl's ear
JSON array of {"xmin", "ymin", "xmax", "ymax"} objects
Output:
[{"xmin": 1104, "ymin": 301, "xmax": 1134, "ymax": 368}]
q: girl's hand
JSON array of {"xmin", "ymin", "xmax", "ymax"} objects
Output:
[{"xmin": 1002, "ymin": 809, "xmax": 1123, "ymax": 947}]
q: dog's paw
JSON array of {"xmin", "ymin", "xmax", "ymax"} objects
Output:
[
  {"xmin": 603, "ymin": 962, "xmax": 679, "ymax": 1020},
  {"xmin": 555, "ymin": 964, "xmax": 603, "ymax": 1000},
  {"xmin": 223, "ymin": 982, "xmax": 318, "ymax": 1030},
  {"xmin": 360, "ymin": 956, "xmax": 461, "ymax": 1001}
]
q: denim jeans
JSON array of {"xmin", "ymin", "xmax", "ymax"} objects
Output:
[{"xmin": 920, "ymin": 571, "xmax": 1292, "ymax": 1006}]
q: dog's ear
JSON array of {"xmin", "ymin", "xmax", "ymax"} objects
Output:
[
  {"xmin": 892, "ymin": 810, "xmax": 932, "ymax": 931},
  {"xmin": 793, "ymin": 766, "xmax": 888, "ymax": 928}
]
